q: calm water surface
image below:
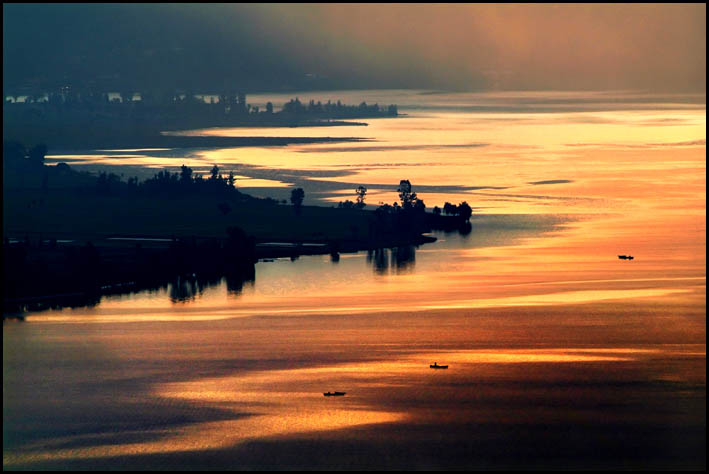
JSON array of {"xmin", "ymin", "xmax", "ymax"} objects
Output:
[{"xmin": 4, "ymin": 90, "xmax": 705, "ymax": 469}]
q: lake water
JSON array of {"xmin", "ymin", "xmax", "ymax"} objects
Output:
[{"xmin": 4, "ymin": 90, "xmax": 706, "ymax": 469}]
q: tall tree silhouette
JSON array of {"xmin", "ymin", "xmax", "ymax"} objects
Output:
[
  {"xmin": 458, "ymin": 201, "xmax": 473, "ymax": 221},
  {"xmin": 180, "ymin": 164, "xmax": 193, "ymax": 185},
  {"xmin": 290, "ymin": 187, "xmax": 305, "ymax": 215},
  {"xmin": 209, "ymin": 164, "xmax": 220, "ymax": 182},
  {"xmin": 443, "ymin": 202, "xmax": 457, "ymax": 216},
  {"xmin": 355, "ymin": 185, "xmax": 367, "ymax": 208},
  {"xmin": 398, "ymin": 180, "xmax": 418, "ymax": 209}
]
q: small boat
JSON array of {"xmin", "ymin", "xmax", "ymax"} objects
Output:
[
  {"xmin": 618, "ymin": 255, "xmax": 634, "ymax": 260},
  {"xmin": 323, "ymin": 391, "xmax": 346, "ymax": 397},
  {"xmin": 430, "ymin": 362, "xmax": 448, "ymax": 369}
]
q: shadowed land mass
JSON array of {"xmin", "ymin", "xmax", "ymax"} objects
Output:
[
  {"xmin": 3, "ymin": 92, "xmax": 395, "ymax": 149},
  {"xmin": 3, "ymin": 143, "xmax": 479, "ymax": 314}
]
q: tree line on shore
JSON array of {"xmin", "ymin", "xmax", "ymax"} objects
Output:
[
  {"xmin": 5, "ymin": 139, "xmax": 475, "ymax": 229},
  {"xmin": 3, "ymin": 141, "xmax": 475, "ymax": 313},
  {"xmin": 5, "ymin": 140, "xmax": 474, "ymax": 225},
  {"xmin": 281, "ymin": 97, "xmax": 397, "ymax": 118},
  {"xmin": 4, "ymin": 88, "xmax": 398, "ymax": 128}
]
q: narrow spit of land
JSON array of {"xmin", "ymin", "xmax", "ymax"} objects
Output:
[
  {"xmin": 3, "ymin": 158, "xmax": 471, "ymax": 314},
  {"xmin": 3, "ymin": 94, "xmax": 393, "ymax": 149}
]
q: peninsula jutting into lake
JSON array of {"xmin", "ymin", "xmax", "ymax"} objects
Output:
[
  {"xmin": 3, "ymin": 3, "xmax": 705, "ymax": 471},
  {"xmin": 3, "ymin": 141, "xmax": 474, "ymax": 314},
  {"xmin": 3, "ymin": 91, "xmax": 397, "ymax": 148}
]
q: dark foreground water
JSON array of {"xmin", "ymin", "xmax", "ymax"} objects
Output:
[{"xmin": 3, "ymin": 302, "xmax": 705, "ymax": 469}]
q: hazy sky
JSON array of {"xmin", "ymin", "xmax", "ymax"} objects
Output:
[{"xmin": 3, "ymin": 3, "xmax": 706, "ymax": 93}]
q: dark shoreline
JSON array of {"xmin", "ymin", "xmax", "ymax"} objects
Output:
[
  {"xmin": 3, "ymin": 137, "xmax": 467, "ymax": 318},
  {"xmin": 3, "ymin": 106, "xmax": 383, "ymax": 150},
  {"xmin": 2, "ymin": 232, "xmax": 438, "ymax": 318}
]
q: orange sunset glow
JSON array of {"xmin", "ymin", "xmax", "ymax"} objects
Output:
[{"xmin": 3, "ymin": 3, "xmax": 705, "ymax": 471}]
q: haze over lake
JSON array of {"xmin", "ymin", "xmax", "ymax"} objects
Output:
[
  {"xmin": 4, "ymin": 2, "xmax": 706, "ymax": 470},
  {"xmin": 4, "ymin": 89, "xmax": 705, "ymax": 469}
]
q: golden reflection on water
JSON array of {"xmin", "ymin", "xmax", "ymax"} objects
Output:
[
  {"xmin": 5, "ymin": 346, "xmax": 672, "ymax": 466},
  {"xmin": 27, "ymin": 286, "xmax": 699, "ymax": 324},
  {"xmin": 7, "ymin": 93, "xmax": 705, "ymax": 469},
  {"xmin": 3, "ymin": 412, "xmax": 401, "ymax": 466},
  {"xmin": 28, "ymin": 141, "xmax": 707, "ymax": 323},
  {"xmin": 44, "ymin": 107, "xmax": 706, "ymax": 210}
]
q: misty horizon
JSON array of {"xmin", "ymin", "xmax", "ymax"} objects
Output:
[{"xmin": 3, "ymin": 3, "xmax": 706, "ymax": 95}]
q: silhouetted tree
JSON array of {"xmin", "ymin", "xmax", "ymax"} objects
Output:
[
  {"xmin": 180, "ymin": 164, "xmax": 193, "ymax": 184},
  {"xmin": 96, "ymin": 171, "xmax": 121, "ymax": 195},
  {"xmin": 210, "ymin": 164, "xmax": 220, "ymax": 181},
  {"xmin": 433, "ymin": 206, "xmax": 441, "ymax": 216},
  {"xmin": 355, "ymin": 185, "xmax": 367, "ymax": 209},
  {"xmin": 443, "ymin": 202, "xmax": 457, "ymax": 216},
  {"xmin": 458, "ymin": 201, "xmax": 473, "ymax": 221},
  {"xmin": 290, "ymin": 187, "xmax": 305, "ymax": 214},
  {"xmin": 414, "ymin": 198, "xmax": 426, "ymax": 213},
  {"xmin": 398, "ymin": 180, "xmax": 418, "ymax": 209}
]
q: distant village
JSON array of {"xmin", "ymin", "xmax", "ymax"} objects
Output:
[{"xmin": 3, "ymin": 86, "xmax": 398, "ymax": 124}]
